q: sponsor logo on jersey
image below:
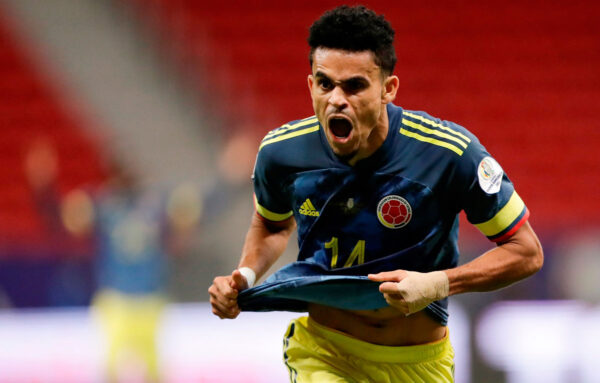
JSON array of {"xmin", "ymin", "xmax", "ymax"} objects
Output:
[
  {"xmin": 377, "ymin": 195, "xmax": 412, "ymax": 229},
  {"xmin": 299, "ymin": 198, "xmax": 320, "ymax": 217},
  {"xmin": 478, "ymin": 156, "xmax": 503, "ymax": 194}
]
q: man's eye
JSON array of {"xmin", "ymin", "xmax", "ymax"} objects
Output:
[
  {"xmin": 345, "ymin": 80, "xmax": 366, "ymax": 93},
  {"xmin": 319, "ymin": 80, "xmax": 333, "ymax": 90}
]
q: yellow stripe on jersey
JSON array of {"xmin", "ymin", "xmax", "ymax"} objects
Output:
[
  {"xmin": 400, "ymin": 128, "xmax": 464, "ymax": 156},
  {"xmin": 259, "ymin": 125, "xmax": 320, "ymax": 150},
  {"xmin": 402, "ymin": 119, "xmax": 468, "ymax": 149},
  {"xmin": 264, "ymin": 117, "xmax": 319, "ymax": 139},
  {"xmin": 474, "ymin": 191, "xmax": 525, "ymax": 237},
  {"xmin": 254, "ymin": 195, "xmax": 293, "ymax": 221},
  {"xmin": 403, "ymin": 112, "xmax": 471, "ymax": 143}
]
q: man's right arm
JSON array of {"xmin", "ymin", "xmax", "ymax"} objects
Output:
[{"xmin": 208, "ymin": 212, "xmax": 296, "ymax": 319}]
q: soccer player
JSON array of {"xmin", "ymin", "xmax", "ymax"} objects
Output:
[{"xmin": 208, "ymin": 5, "xmax": 543, "ymax": 382}]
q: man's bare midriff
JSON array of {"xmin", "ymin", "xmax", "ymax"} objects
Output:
[{"xmin": 308, "ymin": 303, "xmax": 446, "ymax": 346}]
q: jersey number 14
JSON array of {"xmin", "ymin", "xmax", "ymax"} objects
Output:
[{"xmin": 325, "ymin": 237, "xmax": 366, "ymax": 269}]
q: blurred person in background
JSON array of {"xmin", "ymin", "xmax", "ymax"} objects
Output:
[
  {"xmin": 26, "ymin": 138, "xmax": 201, "ymax": 383},
  {"xmin": 209, "ymin": 5, "xmax": 543, "ymax": 382}
]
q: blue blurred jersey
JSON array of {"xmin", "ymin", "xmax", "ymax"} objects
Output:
[
  {"xmin": 239, "ymin": 103, "xmax": 528, "ymax": 325},
  {"xmin": 94, "ymin": 191, "xmax": 167, "ymax": 295}
]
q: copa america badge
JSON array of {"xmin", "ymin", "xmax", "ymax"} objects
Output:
[
  {"xmin": 377, "ymin": 195, "xmax": 412, "ymax": 229},
  {"xmin": 478, "ymin": 156, "xmax": 503, "ymax": 194}
]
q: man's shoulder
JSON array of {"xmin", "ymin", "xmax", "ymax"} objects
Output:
[
  {"xmin": 254, "ymin": 115, "xmax": 326, "ymax": 176},
  {"xmin": 390, "ymin": 105, "xmax": 477, "ymax": 158},
  {"xmin": 258, "ymin": 115, "xmax": 321, "ymax": 153}
]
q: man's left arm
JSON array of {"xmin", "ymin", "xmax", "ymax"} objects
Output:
[{"xmin": 369, "ymin": 221, "xmax": 543, "ymax": 315}]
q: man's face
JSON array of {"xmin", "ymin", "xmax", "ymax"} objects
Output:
[{"xmin": 308, "ymin": 48, "xmax": 398, "ymax": 163}]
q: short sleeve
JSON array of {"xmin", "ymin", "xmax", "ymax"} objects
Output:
[
  {"xmin": 252, "ymin": 145, "xmax": 294, "ymax": 222},
  {"xmin": 460, "ymin": 139, "xmax": 529, "ymax": 242}
]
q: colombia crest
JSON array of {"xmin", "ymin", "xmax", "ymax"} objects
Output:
[{"xmin": 377, "ymin": 195, "xmax": 412, "ymax": 229}]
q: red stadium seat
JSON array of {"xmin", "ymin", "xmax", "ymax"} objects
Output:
[
  {"xmin": 116, "ymin": 0, "xmax": 600, "ymax": 230},
  {"xmin": 0, "ymin": 7, "xmax": 106, "ymax": 256}
]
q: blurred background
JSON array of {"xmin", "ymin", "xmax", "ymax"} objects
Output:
[{"xmin": 0, "ymin": 0, "xmax": 598, "ymax": 382}]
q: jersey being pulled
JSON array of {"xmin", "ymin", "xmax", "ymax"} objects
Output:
[{"xmin": 238, "ymin": 103, "xmax": 529, "ymax": 325}]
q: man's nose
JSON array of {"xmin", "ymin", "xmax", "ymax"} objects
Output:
[{"xmin": 328, "ymin": 86, "xmax": 348, "ymax": 110}]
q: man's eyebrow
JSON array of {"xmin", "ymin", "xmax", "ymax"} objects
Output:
[
  {"xmin": 314, "ymin": 71, "xmax": 369, "ymax": 84},
  {"xmin": 314, "ymin": 71, "xmax": 330, "ymax": 80}
]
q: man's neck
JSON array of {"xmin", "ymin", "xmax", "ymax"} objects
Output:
[{"xmin": 346, "ymin": 110, "xmax": 389, "ymax": 166}]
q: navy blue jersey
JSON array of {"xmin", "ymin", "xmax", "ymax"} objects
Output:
[{"xmin": 239, "ymin": 103, "xmax": 529, "ymax": 324}]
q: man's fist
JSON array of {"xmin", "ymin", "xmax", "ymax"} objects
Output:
[
  {"xmin": 208, "ymin": 269, "xmax": 252, "ymax": 319},
  {"xmin": 368, "ymin": 270, "xmax": 449, "ymax": 315}
]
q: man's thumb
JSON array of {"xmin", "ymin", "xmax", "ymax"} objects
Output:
[{"xmin": 231, "ymin": 269, "xmax": 249, "ymax": 290}]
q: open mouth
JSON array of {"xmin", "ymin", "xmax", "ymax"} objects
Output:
[{"xmin": 328, "ymin": 117, "xmax": 353, "ymax": 139}]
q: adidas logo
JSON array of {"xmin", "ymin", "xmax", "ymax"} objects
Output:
[{"xmin": 299, "ymin": 199, "xmax": 319, "ymax": 217}]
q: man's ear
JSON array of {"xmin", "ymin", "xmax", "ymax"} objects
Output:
[
  {"xmin": 307, "ymin": 74, "xmax": 314, "ymax": 93},
  {"xmin": 382, "ymin": 75, "xmax": 399, "ymax": 104}
]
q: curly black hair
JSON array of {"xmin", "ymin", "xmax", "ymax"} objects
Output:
[{"xmin": 308, "ymin": 5, "xmax": 396, "ymax": 75}]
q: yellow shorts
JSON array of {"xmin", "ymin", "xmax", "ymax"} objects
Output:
[
  {"xmin": 283, "ymin": 316, "xmax": 455, "ymax": 383},
  {"xmin": 93, "ymin": 290, "xmax": 166, "ymax": 382}
]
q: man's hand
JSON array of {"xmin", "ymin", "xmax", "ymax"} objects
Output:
[
  {"xmin": 208, "ymin": 269, "xmax": 250, "ymax": 319},
  {"xmin": 368, "ymin": 270, "xmax": 449, "ymax": 315}
]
